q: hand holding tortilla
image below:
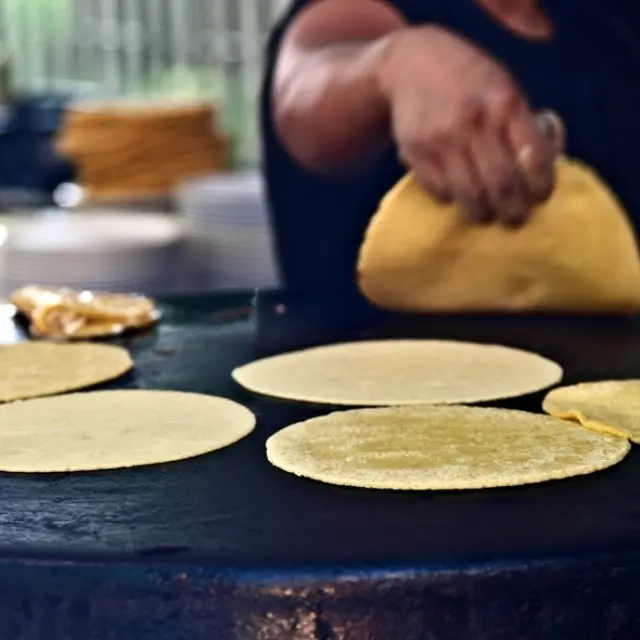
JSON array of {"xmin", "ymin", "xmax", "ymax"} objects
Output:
[
  {"xmin": 375, "ymin": 27, "xmax": 560, "ymax": 225},
  {"xmin": 357, "ymin": 158, "xmax": 640, "ymax": 313}
]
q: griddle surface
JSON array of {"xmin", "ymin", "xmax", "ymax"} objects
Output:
[{"xmin": 1, "ymin": 291, "xmax": 639, "ymax": 568}]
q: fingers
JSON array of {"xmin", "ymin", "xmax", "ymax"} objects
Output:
[
  {"xmin": 411, "ymin": 155, "xmax": 452, "ymax": 204},
  {"xmin": 506, "ymin": 104, "xmax": 556, "ymax": 205},
  {"xmin": 406, "ymin": 105, "xmax": 563, "ymax": 227},
  {"xmin": 413, "ymin": 145, "xmax": 494, "ymax": 224},
  {"xmin": 468, "ymin": 124, "xmax": 528, "ymax": 226},
  {"xmin": 461, "ymin": 107, "xmax": 561, "ymax": 227},
  {"xmin": 443, "ymin": 146, "xmax": 492, "ymax": 223}
]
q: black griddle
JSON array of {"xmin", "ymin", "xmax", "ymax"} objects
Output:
[{"xmin": 0, "ymin": 291, "xmax": 639, "ymax": 640}]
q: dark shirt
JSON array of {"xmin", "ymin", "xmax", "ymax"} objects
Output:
[{"xmin": 261, "ymin": 0, "xmax": 640, "ymax": 296}]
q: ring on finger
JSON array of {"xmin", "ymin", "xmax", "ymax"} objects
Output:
[{"xmin": 517, "ymin": 145, "xmax": 533, "ymax": 171}]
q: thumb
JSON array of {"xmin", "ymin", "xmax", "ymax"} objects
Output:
[{"xmin": 475, "ymin": 0, "xmax": 553, "ymax": 41}]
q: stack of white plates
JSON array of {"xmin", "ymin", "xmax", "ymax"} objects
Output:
[
  {"xmin": 0, "ymin": 210, "xmax": 185, "ymax": 296},
  {"xmin": 175, "ymin": 171, "xmax": 281, "ymax": 291}
]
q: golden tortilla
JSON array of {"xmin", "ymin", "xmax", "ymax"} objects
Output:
[
  {"xmin": 30, "ymin": 304, "xmax": 126, "ymax": 339},
  {"xmin": 357, "ymin": 158, "xmax": 640, "ymax": 312},
  {"xmin": 11, "ymin": 285, "xmax": 160, "ymax": 340},
  {"xmin": 0, "ymin": 342, "xmax": 133, "ymax": 403},
  {"xmin": 0, "ymin": 389, "xmax": 255, "ymax": 473},
  {"xmin": 233, "ymin": 339, "xmax": 562, "ymax": 406},
  {"xmin": 543, "ymin": 380, "xmax": 640, "ymax": 443},
  {"xmin": 267, "ymin": 405, "xmax": 629, "ymax": 490}
]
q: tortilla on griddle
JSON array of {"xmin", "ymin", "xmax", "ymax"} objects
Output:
[
  {"xmin": 0, "ymin": 389, "xmax": 255, "ymax": 473},
  {"xmin": 11, "ymin": 285, "xmax": 160, "ymax": 340},
  {"xmin": 233, "ymin": 339, "xmax": 562, "ymax": 406},
  {"xmin": 0, "ymin": 342, "xmax": 133, "ymax": 403},
  {"xmin": 543, "ymin": 380, "xmax": 640, "ymax": 443},
  {"xmin": 267, "ymin": 405, "xmax": 630, "ymax": 491}
]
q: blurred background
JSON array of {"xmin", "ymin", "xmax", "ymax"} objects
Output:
[{"xmin": 0, "ymin": 0, "xmax": 287, "ymax": 298}]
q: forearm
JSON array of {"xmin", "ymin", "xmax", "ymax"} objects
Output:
[
  {"xmin": 273, "ymin": 39, "xmax": 393, "ymax": 172},
  {"xmin": 272, "ymin": 0, "xmax": 406, "ymax": 173}
]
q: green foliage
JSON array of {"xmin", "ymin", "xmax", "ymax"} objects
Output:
[{"xmin": 4, "ymin": 0, "xmax": 259, "ymax": 162}]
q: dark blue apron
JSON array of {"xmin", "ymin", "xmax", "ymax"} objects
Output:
[{"xmin": 261, "ymin": 0, "xmax": 640, "ymax": 295}]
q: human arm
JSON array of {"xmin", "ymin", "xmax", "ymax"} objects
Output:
[{"xmin": 272, "ymin": 0, "xmax": 560, "ymax": 226}]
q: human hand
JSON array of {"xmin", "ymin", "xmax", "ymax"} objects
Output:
[{"xmin": 377, "ymin": 26, "xmax": 563, "ymax": 226}]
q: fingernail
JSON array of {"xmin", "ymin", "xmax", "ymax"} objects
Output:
[
  {"xmin": 529, "ymin": 169, "xmax": 555, "ymax": 203},
  {"xmin": 503, "ymin": 200, "xmax": 529, "ymax": 228},
  {"xmin": 464, "ymin": 201, "xmax": 492, "ymax": 224},
  {"xmin": 476, "ymin": 207, "xmax": 494, "ymax": 224},
  {"xmin": 504, "ymin": 211, "xmax": 527, "ymax": 228},
  {"xmin": 434, "ymin": 188, "xmax": 454, "ymax": 204},
  {"xmin": 498, "ymin": 176, "xmax": 519, "ymax": 203}
]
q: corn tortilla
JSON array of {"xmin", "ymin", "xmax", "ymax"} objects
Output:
[
  {"xmin": 266, "ymin": 405, "xmax": 630, "ymax": 491},
  {"xmin": 0, "ymin": 342, "xmax": 133, "ymax": 403},
  {"xmin": 0, "ymin": 389, "xmax": 255, "ymax": 473},
  {"xmin": 543, "ymin": 380, "xmax": 640, "ymax": 443},
  {"xmin": 233, "ymin": 340, "xmax": 562, "ymax": 406},
  {"xmin": 11, "ymin": 285, "xmax": 160, "ymax": 340},
  {"xmin": 358, "ymin": 158, "xmax": 640, "ymax": 312}
]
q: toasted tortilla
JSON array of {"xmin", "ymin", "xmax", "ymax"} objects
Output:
[
  {"xmin": 358, "ymin": 158, "xmax": 640, "ymax": 312},
  {"xmin": 544, "ymin": 380, "xmax": 640, "ymax": 443},
  {"xmin": 267, "ymin": 405, "xmax": 629, "ymax": 490}
]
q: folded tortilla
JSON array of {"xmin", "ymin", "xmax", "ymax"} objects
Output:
[
  {"xmin": 11, "ymin": 285, "xmax": 160, "ymax": 339},
  {"xmin": 357, "ymin": 158, "xmax": 640, "ymax": 313}
]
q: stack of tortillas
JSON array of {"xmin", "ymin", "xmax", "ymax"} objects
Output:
[
  {"xmin": 56, "ymin": 99, "xmax": 229, "ymax": 203},
  {"xmin": 233, "ymin": 338, "xmax": 633, "ymax": 491},
  {"xmin": 0, "ymin": 342, "xmax": 255, "ymax": 472}
]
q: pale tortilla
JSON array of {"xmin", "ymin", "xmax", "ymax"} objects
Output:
[
  {"xmin": 0, "ymin": 389, "xmax": 255, "ymax": 472},
  {"xmin": 0, "ymin": 342, "xmax": 133, "ymax": 403},
  {"xmin": 358, "ymin": 158, "xmax": 640, "ymax": 312},
  {"xmin": 232, "ymin": 340, "xmax": 562, "ymax": 406},
  {"xmin": 543, "ymin": 380, "xmax": 640, "ymax": 443},
  {"xmin": 266, "ymin": 405, "xmax": 629, "ymax": 490}
]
